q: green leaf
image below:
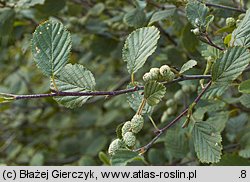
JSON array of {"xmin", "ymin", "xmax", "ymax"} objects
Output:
[
  {"xmin": 226, "ymin": 114, "xmax": 248, "ymax": 142},
  {"xmin": 186, "ymin": 1, "xmax": 209, "ymax": 28},
  {"xmin": 239, "ymin": 80, "xmax": 250, "ymax": 94},
  {"xmin": 29, "ymin": 152, "xmax": 44, "ymax": 166},
  {"xmin": 144, "ymin": 81, "xmax": 166, "ymax": 106},
  {"xmin": 88, "ymin": 3, "xmax": 105, "ymax": 16},
  {"xmin": 52, "ymin": 64, "xmax": 95, "ymax": 108},
  {"xmin": 147, "ymin": 148, "xmax": 166, "ymax": 165},
  {"xmin": 110, "ymin": 149, "xmax": 142, "ymax": 166},
  {"xmin": 240, "ymin": 94, "xmax": 250, "ymax": 108},
  {"xmin": 126, "ymin": 83, "xmax": 153, "ymax": 115},
  {"xmin": 0, "ymin": 8, "xmax": 15, "ymax": 37},
  {"xmin": 206, "ymin": 112, "xmax": 229, "ymax": 133},
  {"xmin": 165, "ymin": 128, "xmax": 189, "ymax": 159},
  {"xmin": 202, "ymin": 83, "xmax": 228, "ymax": 99},
  {"xmin": 124, "ymin": 8, "xmax": 146, "ymax": 28},
  {"xmin": 78, "ymin": 156, "xmax": 95, "ymax": 165},
  {"xmin": 98, "ymin": 151, "xmax": 111, "ymax": 165},
  {"xmin": 180, "ymin": 60, "xmax": 197, "ymax": 74},
  {"xmin": 85, "ymin": 135, "xmax": 108, "ymax": 156},
  {"xmin": 192, "ymin": 121, "xmax": 222, "ymax": 163},
  {"xmin": 231, "ymin": 9, "xmax": 250, "ymax": 47},
  {"xmin": 216, "ymin": 26, "xmax": 235, "ymax": 35},
  {"xmin": 32, "ymin": 20, "xmax": 72, "ymax": 77},
  {"xmin": 212, "ymin": 47, "xmax": 250, "ymax": 83},
  {"xmin": 205, "ymin": 15, "xmax": 214, "ymax": 30},
  {"xmin": 134, "ymin": 0, "xmax": 147, "ymax": 9},
  {"xmin": 193, "ymin": 102, "xmax": 225, "ymax": 120},
  {"xmin": 213, "ymin": 154, "xmax": 250, "ymax": 166},
  {"xmin": 149, "ymin": 7, "xmax": 176, "ymax": 25},
  {"xmin": 122, "ymin": 26, "xmax": 160, "ymax": 74},
  {"xmin": 224, "ymin": 34, "xmax": 232, "ymax": 46},
  {"xmin": 16, "ymin": 0, "xmax": 45, "ymax": 8},
  {"xmin": 239, "ymin": 146, "xmax": 250, "ymax": 159},
  {"xmin": 36, "ymin": 0, "xmax": 66, "ymax": 16},
  {"xmin": 201, "ymin": 45, "xmax": 222, "ymax": 61},
  {"xmin": 181, "ymin": 23, "xmax": 199, "ymax": 52},
  {"xmin": 0, "ymin": 93, "xmax": 15, "ymax": 103}
]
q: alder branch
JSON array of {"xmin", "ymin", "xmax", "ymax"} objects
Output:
[
  {"xmin": 0, "ymin": 75, "xmax": 211, "ymax": 101},
  {"xmin": 134, "ymin": 80, "xmax": 212, "ymax": 153}
]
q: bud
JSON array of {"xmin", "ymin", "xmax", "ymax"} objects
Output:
[
  {"xmin": 238, "ymin": 13, "xmax": 245, "ymax": 20},
  {"xmin": 123, "ymin": 132, "xmax": 136, "ymax": 147},
  {"xmin": 131, "ymin": 115, "xmax": 144, "ymax": 134},
  {"xmin": 122, "ymin": 121, "xmax": 131, "ymax": 137},
  {"xmin": 108, "ymin": 139, "xmax": 123, "ymax": 155},
  {"xmin": 195, "ymin": 18, "xmax": 199, "ymax": 26},
  {"xmin": 226, "ymin": 17, "xmax": 236, "ymax": 27},
  {"xmin": 191, "ymin": 28, "xmax": 200, "ymax": 35},
  {"xmin": 207, "ymin": 56, "xmax": 213, "ymax": 62},
  {"xmin": 236, "ymin": 19, "xmax": 242, "ymax": 27}
]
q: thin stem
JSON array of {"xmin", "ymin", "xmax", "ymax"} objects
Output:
[
  {"xmin": 162, "ymin": 75, "xmax": 211, "ymax": 85},
  {"xmin": 202, "ymin": 1, "xmax": 246, "ymax": 13},
  {"xmin": 131, "ymin": 73, "xmax": 135, "ymax": 85},
  {"xmin": 148, "ymin": 115, "xmax": 159, "ymax": 131},
  {"xmin": 148, "ymin": 0, "xmax": 246, "ymax": 13},
  {"xmin": 134, "ymin": 80, "xmax": 212, "ymax": 153},
  {"xmin": 146, "ymin": 0, "xmax": 164, "ymax": 9},
  {"xmin": 203, "ymin": 33, "xmax": 224, "ymax": 51},
  {"xmin": 51, "ymin": 75, "xmax": 58, "ymax": 91},
  {"xmin": 1, "ymin": 75, "xmax": 211, "ymax": 101},
  {"xmin": 137, "ymin": 98, "xmax": 146, "ymax": 115}
]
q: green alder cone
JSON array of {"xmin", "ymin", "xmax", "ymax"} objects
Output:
[
  {"xmin": 166, "ymin": 107, "xmax": 176, "ymax": 115},
  {"xmin": 174, "ymin": 90, "xmax": 184, "ymax": 101},
  {"xmin": 149, "ymin": 68, "xmax": 161, "ymax": 80},
  {"xmin": 182, "ymin": 84, "xmax": 192, "ymax": 93},
  {"xmin": 191, "ymin": 28, "xmax": 200, "ymax": 35},
  {"xmin": 226, "ymin": 17, "xmax": 236, "ymax": 27},
  {"xmin": 123, "ymin": 132, "xmax": 136, "ymax": 147},
  {"xmin": 143, "ymin": 72, "xmax": 154, "ymax": 82},
  {"xmin": 159, "ymin": 65, "xmax": 175, "ymax": 82},
  {"xmin": 165, "ymin": 71, "xmax": 175, "ymax": 82},
  {"xmin": 131, "ymin": 115, "xmax": 144, "ymax": 134},
  {"xmin": 161, "ymin": 111, "xmax": 169, "ymax": 123},
  {"xmin": 122, "ymin": 121, "xmax": 132, "ymax": 137},
  {"xmin": 166, "ymin": 99, "xmax": 175, "ymax": 107},
  {"xmin": 108, "ymin": 139, "xmax": 124, "ymax": 156},
  {"xmin": 159, "ymin": 65, "xmax": 171, "ymax": 76}
]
